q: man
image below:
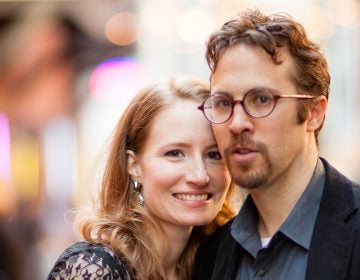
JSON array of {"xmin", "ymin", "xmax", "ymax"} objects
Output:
[{"xmin": 195, "ymin": 9, "xmax": 360, "ymax": 280}]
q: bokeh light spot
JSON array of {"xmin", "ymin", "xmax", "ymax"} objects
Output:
[
  {"xmin": 0, "ymin": 113, "xmax": 11, "ymax": 182},
  {"xmin": 89, "ymin": 57, "xmax": 149, "ymax": 104},
  {"xmin": 328, "ymin": 0, "xmax": 360, "ymax": 26},
  {"xmin": 105, "ymin": 12, "xmax": 138, "ymax": 46},
  {"xmin": 177, "ymin": 9, "xmax": 215, "ymax": 44}
]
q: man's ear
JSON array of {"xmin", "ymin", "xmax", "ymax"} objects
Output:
[
  {"xmin": 307, "ymin": 96, "xmax": 327, "ymax": 132},
  {"xmin": 127, "ymin": 150, "xmax": 141, "ymax": 179}
]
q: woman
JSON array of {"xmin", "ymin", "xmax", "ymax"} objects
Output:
[{"xmin": 47, "ymin": 77, "xmax": 236, "ymax": 280}]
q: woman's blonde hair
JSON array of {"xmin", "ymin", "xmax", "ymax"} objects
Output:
[{"xmin": 78, "ymin": 77, "xmax": 237, "ymax": 279}]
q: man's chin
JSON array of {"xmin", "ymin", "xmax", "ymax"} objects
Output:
[{"xmin": 231, "ymin": 167, "xmax": 270, "ymax": 189}]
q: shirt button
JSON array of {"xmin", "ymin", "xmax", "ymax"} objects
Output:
[{"xmin": 257, "ymin": 268, "xmax": 267, "ymax": 277}]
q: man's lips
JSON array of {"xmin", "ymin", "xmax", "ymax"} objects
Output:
[
  {"xmin": 231, "ymin": 146, "xmax": 257, "ymax": 154},
  {"xmin": 228, "ymin": 145, "xmax": 259, "ymax": 164}
]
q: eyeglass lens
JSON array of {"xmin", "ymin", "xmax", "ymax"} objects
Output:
[{"xmin": 202, "ymin": 90, "xmax": 276, "ymax": 123}]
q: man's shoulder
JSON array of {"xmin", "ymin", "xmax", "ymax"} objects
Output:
[
  {"xmin": 194, "ymin": 219, "xmax": 236, "ymax": 279},
  {"xmin": 321, "ymin": 157, "xmax": 360, "ymax": 190},
  {"xmin": 321, "ymin": 157, "xmax": 360, "ymax": 219},
  {"xmin": 196, "ymin": 218, "xmax": 235, "ymax": 261},
  {"xmin": 204, "ymin": 219, "xmax": 234, "ymax": 245}
]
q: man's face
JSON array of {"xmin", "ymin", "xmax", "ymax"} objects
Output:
[{"xmin": 210, "ymin": 44, "xmax": 311, "ymax": 189}]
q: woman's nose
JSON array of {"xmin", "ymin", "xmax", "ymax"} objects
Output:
[{"xmin": 185, "ymin": 159, "xmax": 210, "ymax": 186}]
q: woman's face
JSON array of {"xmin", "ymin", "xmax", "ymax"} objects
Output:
[{"xmin": 127, "ymin": 98, "xmax": 231, "ymax": 233}]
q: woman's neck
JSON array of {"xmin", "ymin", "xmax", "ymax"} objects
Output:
[{"xmin": 151, "ymin": 223, "xmax": 193, "ymax": 279}]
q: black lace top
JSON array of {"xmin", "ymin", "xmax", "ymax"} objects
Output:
[{"xmin": 47, "ymin": 241, "xmax": 130, "ymax": 280}]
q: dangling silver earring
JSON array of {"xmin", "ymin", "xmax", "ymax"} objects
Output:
[
  {"xmin": 133, "ymin": 179, "xmax": 140, "ymax": 191},
  {"xmin": 133, "ymin": 179, "xmax": 144, "ymax": 206}
]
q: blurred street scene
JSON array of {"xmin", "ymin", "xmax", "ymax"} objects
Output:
[{"xmin": 0, "ymin": 0, "xmax": 359, "ymax": 279}]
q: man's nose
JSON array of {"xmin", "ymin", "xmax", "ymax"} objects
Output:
[{"xmin": 228, "ymin": 103, "xmax": 255, "ymax": 134}]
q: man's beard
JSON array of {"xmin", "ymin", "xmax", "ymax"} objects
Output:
[{"xmin": 224, "ymin": 134, "xmax": 272, "ymax": 189}]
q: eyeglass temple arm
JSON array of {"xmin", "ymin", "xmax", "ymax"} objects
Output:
[{"xmin": 278, "ymin": 94, "xmax": 316, "ymax": 99}]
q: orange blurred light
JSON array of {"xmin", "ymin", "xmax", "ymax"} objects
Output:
[
  {"xmin": 329, "ymin": 0, "xmax": 360, "ymax": 26},
  {"xmin": 291, "ymin": 5, "xmax": 336, "ymax": 42},
  {"xmin": 177, "ymin": 9, "xmax": 215, "ymax": 44},
  {"xmin": 105, "ymin": 12, "xmax": 138, "ymax": 46},
  {"xmin": 11, "ymin": 135, "xmax": 40, "ymax": 200}
]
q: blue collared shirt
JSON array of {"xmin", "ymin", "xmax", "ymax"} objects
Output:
[{"xmin": 231, "ymin": 160, "xmax": 325, "ymax": 279}]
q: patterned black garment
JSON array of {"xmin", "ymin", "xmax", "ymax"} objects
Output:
[{"xmin": 47, "ymin": 241, "xmax": 130, "ymax": 280}]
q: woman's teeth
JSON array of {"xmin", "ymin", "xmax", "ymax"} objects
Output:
[{"xmin": 174, "ymin": 194, "xmax": 208, "ymax": 201}]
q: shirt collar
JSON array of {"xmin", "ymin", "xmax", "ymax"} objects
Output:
[
  {"xmin": 231, "ymin": 194, "xmax": 260, "ymax": 257},
  {"xmin": 280, "ymin": 159, "xmax": 325, "ymax": 249},
  {"xmin": 231, "ymin": 159, "xmax": 325, "ymax": 251}
]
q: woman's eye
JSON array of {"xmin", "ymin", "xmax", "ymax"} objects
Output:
[
  {"xmin": 206, "ymin": 151, "xmax": 222, "ymax": 160},
  {"xmin": 165, "ymin": 150, "xmax": 184, "ymax": 157}
]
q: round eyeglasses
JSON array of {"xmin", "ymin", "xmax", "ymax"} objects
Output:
[{"xmin": 197, "ymin": 90, "xmax": 316, "ymax": 124}]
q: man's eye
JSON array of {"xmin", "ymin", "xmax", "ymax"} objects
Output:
[
  {"xmin": 248, "ymin": 92, "xmax": 274, "ymax": 106},
  {"xmin": 207, "ymin": 151, "xmax": 222, "ymax": 160},
  {"xmin": 256, "ymin": 95, "xmax": 272, "ymax": 104},
  {"xmin": 165, "ymin": 150, "xmax": 184, "ymax": 157},
  {"xmin": 215, "ymin": 98, "xmax": 231, "ymax": 108}
]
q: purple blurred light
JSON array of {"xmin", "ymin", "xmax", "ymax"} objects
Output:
[
  {"xmin": 0, "ymin": 113, "xmax": 11, "ymax": 182},
  {"xmin": 89, "ymin": 57, "xmax": 149, "ymax": 104}
]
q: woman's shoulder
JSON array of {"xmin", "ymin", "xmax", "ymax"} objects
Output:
[{"xmin": 47, "ymin": 241, "xmax": 130, "ymax": 280}]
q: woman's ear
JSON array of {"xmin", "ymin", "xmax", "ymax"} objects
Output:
[
  {"xmin": 307, "ymin": 96, "xmax": 327, "ymax": 132},
  {"xmin": 127, "ymin": 150, "xmax": 141, "ymax": 179}
]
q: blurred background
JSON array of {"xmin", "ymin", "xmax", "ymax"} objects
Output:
[{"xmin": 0, "ymin": 0, "xmax": 359, "ymax": 279}]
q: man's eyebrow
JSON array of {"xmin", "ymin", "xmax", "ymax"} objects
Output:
[
  {"xmin": 210, "ymin": 90, "xmax": 231, "ymax": 97},
  {"xmin": 211, "ymin": 87, "xmax": 282, "ymax": 97},
  {"xmin": 247, "ymin": 86, "xmax": 281, "ymax": 94}
]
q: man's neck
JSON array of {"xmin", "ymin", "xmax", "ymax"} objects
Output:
[{"xmin": 250, "ymin": 151, "xmax": 319, "ymax": 238}]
